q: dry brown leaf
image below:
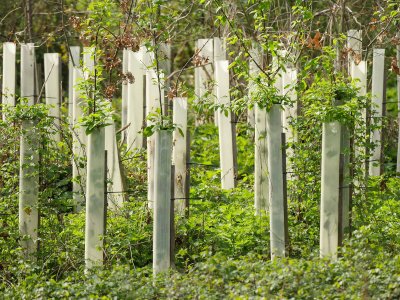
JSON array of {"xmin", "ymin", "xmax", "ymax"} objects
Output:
[{"xmin": 391, "ymin": 57, "xmax": 400, "ymax": 75}]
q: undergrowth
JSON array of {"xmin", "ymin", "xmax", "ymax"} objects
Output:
[{"xmin": 1, "ymin": 122, "xmax": 400, "ymax": 299}]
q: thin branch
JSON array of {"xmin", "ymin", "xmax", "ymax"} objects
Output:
[{"xmin": 0, "ymin": 6, "xmax": 21, "ymax": 26}]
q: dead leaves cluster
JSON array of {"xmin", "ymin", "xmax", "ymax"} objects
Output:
[
  {"xmin": 115, "ymin": 31, "xmax": 141, "ymax": 52},
  {"xmin": 391, "ymin": 57, "xmax": 400, "ymax": 76},
  {"xmin": 121, "ymin": 71, "xmax": 135, "ymax": 85},
  {"xmin": 343, "ymin": 48, "xmax": 362, "ymax": 65},
  {"xmin": 104, "ymin": 84, "xmax": 117, "ymax": 99},
  {"xmin": 306, "ymin": 31, "xmax": 322, "ymax": 50},
  {"xmin": 192, "ymin": 49, "xmax": 210, "ymax": 67}
]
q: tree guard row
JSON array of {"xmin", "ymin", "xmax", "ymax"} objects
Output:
[{"xmin": 0, "ymin": 30, "xmax": 394, "ymax": 272}]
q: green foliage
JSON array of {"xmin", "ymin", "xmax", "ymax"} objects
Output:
[
  {"xmin": 4, "ymin": 223, "xmax": 400, "ymax": 299},
  {"xmin": 1, "ymin": 103, "xmax": 400, "ymax": 298},
  {"xmin": 0, "ymin": 102, "xmax": 76, "ymax": 277},
  {"xmin": 2, "ymin": 0, "xmax": 400, "ymax": 298},
  {"xmin": 143, "ymin": 110, "xmax": 177, "ymax": 137},
  {"xmin": 176, "ymin": 187, "xmax": 269, "ymax": 267}
]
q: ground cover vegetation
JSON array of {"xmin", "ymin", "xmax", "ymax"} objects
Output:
[{"xmin": 1, "ymin": 0, "xmax": 400, "ymax": 298}]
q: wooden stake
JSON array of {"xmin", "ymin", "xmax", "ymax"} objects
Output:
[
  {"xmin": 397, "ymin": 32, "xmax": 400, "ymax": 174},
  {"xmin": 170, "ymin": 165, "xmax": 175, "ymax": 268},
  {"xmin": 185, "ymin": 128, "xmax": 191, "ymax": 216}
]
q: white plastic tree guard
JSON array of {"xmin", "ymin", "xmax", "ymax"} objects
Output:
[
  {"xmin": 83, "ymin": 46, "xmax": 95, "ymax": 80},
  {"xmin": 127, "ymin": 47, "xmax": 145, "ymax": 150},
  {"xmin": 172, "ymin": 97, "xmax": 188, "ymax": 213},
  {"xmin": 320, "ymin": 121, "xmax": 341, "ymax": 260},
  {"xmin": 340, "ymin": 131, "xmax": 351, "ymax": 234},
  {"xmin": 44, "ymin": 53, "xmax": 61, "ymax": 142},
  {"xmin": 339, "ymin": 30, "xmax": 363, "ymax": 234},
  {"xmin": 215, "ymin": 60, "xmax": 235, "ymax": 189},
  {"xmin": 267, "ymin": 104, "xmax": 286, "ymax": 259},
  {"xmin": 72, "ymin": 67, "xmax": 87, "ymax": 210},
  {"xmin": 159, "ymin": 43, "xmax": 171, "ymax": 77},
  {"xmin": 266, "ymin": 62, "xmax": 287, "ymax": 259},
  {"xmin": 282, "ymin": 67, "xmax": 298, "ymax": 179},
  {"xmin": 142, "ymin": 45, "xmax": 153, "ymax": 69},
  {"xmin": 213, "ymin": 37, "xmax": 226, "ymax": 125},
  {"xmin": 195, "ymin": 39, "xmax": 213, "ymax": 97},
  {"xmin": 121, "ymin": 49, "xmax": 129, "ymax": 131},
  {"xmin": 2, "ymin": 42, "xmax": 16, "ymax": 120},
  {"xmin": 19, "ymin": 43, "xmax": 39, "ymax": 259},
  {"xmin": 146, "ymin": 69, "xmax": 164, "ymax": 208},
  {"xmin": 68, "ymin": 46, "xmax": 80, "ymax": 125},
  {"xmin": 153, "ymin": 130, "xmax": 172, "ymax": 275},
  {"xmin": 248, "ymin": 45, "xmax": 262, "ymax": 128},
  {"xmin": 254, "ymin": 104, "xmax": 268, "ymax": 214},
  {"xmin": 158, "ymin": 44, "xmax": 172, "ymax": 119},
  {"xmin": 213, "ymin": 37, "xmax": 226, "ymax": 61},
  {"xmin": 350, "ymin": 60, "xmax": 367, "ymax": 173},
  {"xmin": 85, "ymin": 126, "xmax": 106, "ymax": 269},
  {"xmin": 195, "ymin": 39, "xmax": 213, "ymax": 125},
  {"xmin": 105, "ymin": 122, "xmax": 126, "ymax": 210},
  {"xmin": 282, "ymin": 68, "xmax": 298, "ymax": 144},
  {"xmin": 370, "ymin": 49, "xmax": 385, "ymax": 176},
  {"xmin": 340, "ymin": 127, "xmax": 351, "ymax": 235},
  {"xmin": 347, "ymin": 30, "xmax": 362, "ymax": 68},
  {"xmin": 251, "ymin": 46, "xmax": 268, "ymax": 214}
]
